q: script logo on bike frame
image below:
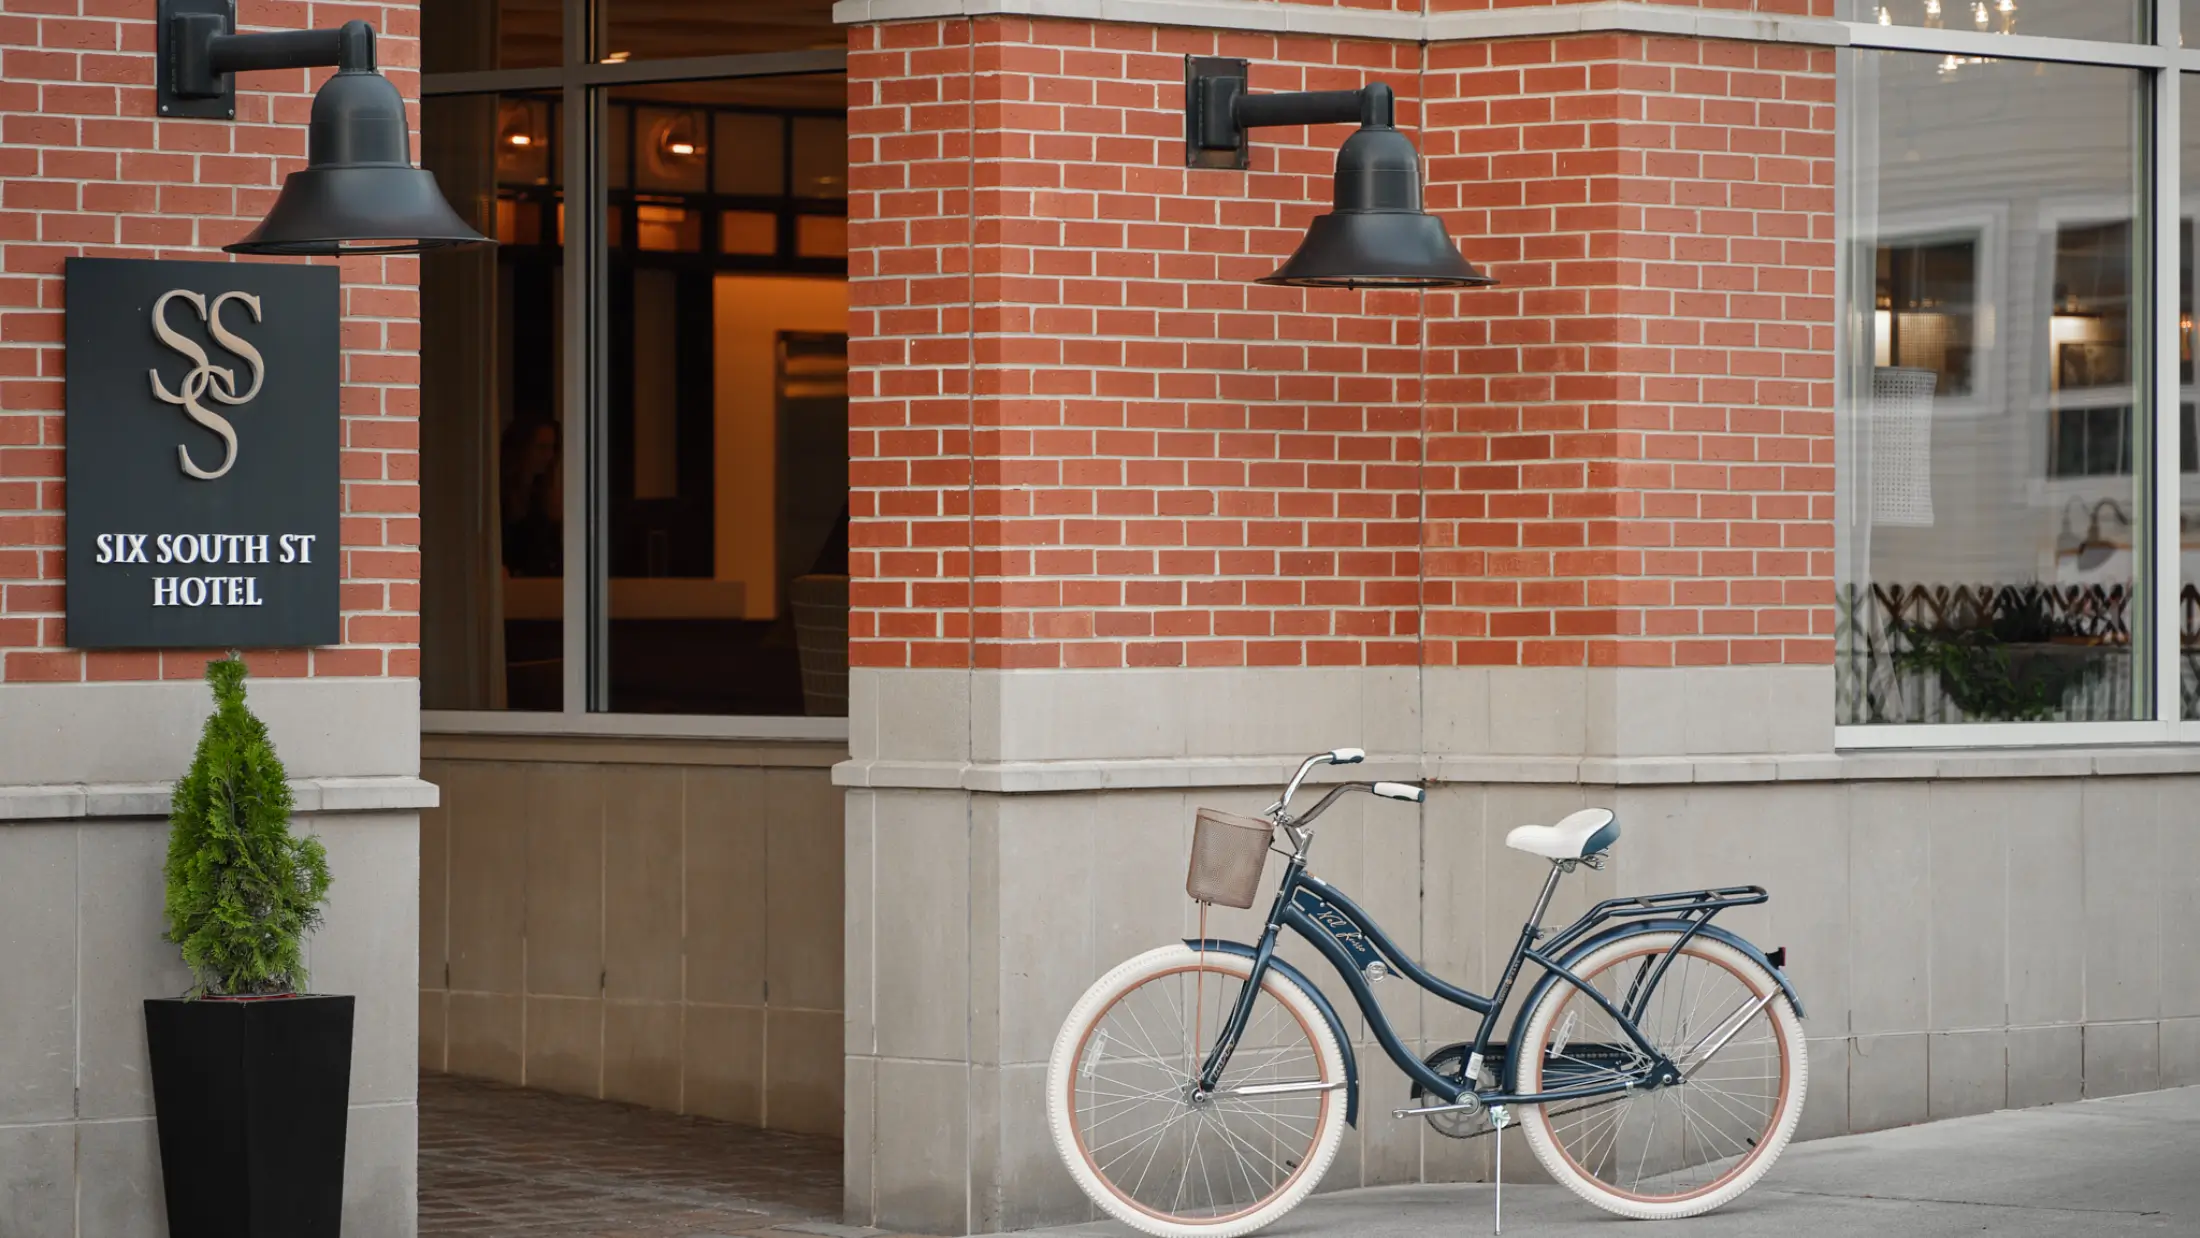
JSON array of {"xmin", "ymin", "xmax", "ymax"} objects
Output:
[{"xmin": 1289, "ymin": 886, "xmax": 1381, "ymax": 971}]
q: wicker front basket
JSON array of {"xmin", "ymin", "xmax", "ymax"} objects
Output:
[{"xmin": 1186, "ymin": 808, "xmax": 1274, "ymax": 909}]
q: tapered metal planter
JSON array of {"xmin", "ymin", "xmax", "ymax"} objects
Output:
[{"xmin": 144, "ymin": 994, "xmax": 356, "ymax": 1238}]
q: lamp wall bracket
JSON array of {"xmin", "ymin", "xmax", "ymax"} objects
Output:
[
  {"xmin": 1184, "ymin": 55, "xmax": 1396, "ymax": 170},
  {"xmin": 159, "ymin": 0, "xmax": 376, "ymax": 121}
]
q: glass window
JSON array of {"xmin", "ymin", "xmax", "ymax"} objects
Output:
[
  {"xmin": 421, "ymin": 93, "xmax": 567, "ymax": 711},
  {"xmin": 422, "ymin": 55, "xmax": 851, "ymax": 718},
  {"xmin": 1837, "ymin": 53, "xmax": 2146, "ymax": 726},
  {"xmin": 792, "ymin": 116, "xmax": 848, "ymax": 199},
  {"xmin": 598, "ymin": 0, "xmax": 840, "ymax": 63},
  {"xmin": 601, "ymin": 79, "xmax": 848, "ymax": 716},
  {"xmin": 1843, "ymin": 0, "xmax": 2144, "ymax": 41},
  {"xmin": 715, "ymin": 113, "xmax": 785, "ymax": 196},
  {"xmin": 423, "ymin": 0, "xmax": 562, "ymax": 73}
]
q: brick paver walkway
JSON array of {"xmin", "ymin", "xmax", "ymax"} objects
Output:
[{"xmin": 419, "ymin": 1072, "xmax": 880, "ymax": 1238}]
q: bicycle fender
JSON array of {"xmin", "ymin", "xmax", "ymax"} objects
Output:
[
  {"xmin": 1501, "ymin": 919, "xmax": 1806, "ymax": 1091},
  {"xmin": 1185, "ymin": 938, "xmax": 1359, "ymax": 1127}
]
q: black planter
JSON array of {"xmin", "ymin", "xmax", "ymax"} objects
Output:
[{"xmin": 144, "ymin": 994, "xmax": 355, "ymax": 1238}]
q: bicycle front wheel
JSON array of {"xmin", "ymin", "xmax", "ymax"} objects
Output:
[
  {"xmin": 1046, "ymin": 943, "xmax": 1348, "ymax": 1238},
  {"xmin": 1517, "ymin": 930, "xmax": 1807, "ymax": 1220}
]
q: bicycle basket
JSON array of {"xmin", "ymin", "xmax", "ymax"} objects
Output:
[{"xmin": 1186, "ymin": 808, "xmax": 1274, "ymax": 909}]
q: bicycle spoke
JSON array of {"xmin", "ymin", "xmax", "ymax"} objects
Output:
[
  {"xmin": 1528, "ymin": 942, "xmax": 1792, "ymax": 1206},
  {"xmin": 1094, "ymin": 1109, "xmax": 1197, "ymax": 1165},
  {"xmin": 1067, "ymin": 958, "xmax": 1334, "ymax": 1224}
]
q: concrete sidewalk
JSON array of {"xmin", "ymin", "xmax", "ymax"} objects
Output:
[{"xmin": 1003, "ymin": 1085, "xmax": 2200, "ymax": 1237}]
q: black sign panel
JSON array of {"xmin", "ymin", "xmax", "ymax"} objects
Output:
[{"xmin": 66, "ymin": 258, "xmax": 341, "ymax": 648}]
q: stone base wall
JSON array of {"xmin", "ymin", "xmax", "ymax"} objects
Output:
[
  {"xmin": 839, "ymin": 665, "xmax": 2200, "ymax": 1234},
  {"xmin": 0, "ymin": 678, "xmax": 429, "ymax": 1238},
  {"xmin": 0, "ymin": 809, "xmax": 423, "ymax": 1238},
  {"xmin": 420, "ymin": 734, "xmax": 846, "ymax": 1136}
]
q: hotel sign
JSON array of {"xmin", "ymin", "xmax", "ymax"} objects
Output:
[{"xmin": 65, "ymin": 258, "xmax": 340, "ymax": 648}]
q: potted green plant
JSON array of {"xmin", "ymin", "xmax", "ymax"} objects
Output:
[{"xmin": 144, "ymin": 654, "xmax": 350, "ymax": 1238}]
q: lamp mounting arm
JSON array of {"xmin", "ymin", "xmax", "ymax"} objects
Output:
[
  {"xmin": 159, "ymin": 1, "xmax": 376, "ymax": 119},
  {"xmin": 1185, "ymin": 56, "xmax": 1396, "ymax": 169}
]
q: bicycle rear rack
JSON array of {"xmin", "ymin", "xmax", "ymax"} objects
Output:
[{"xmin": 1539, "ymin": 884, "xmax": 1766, "ymax": 958}]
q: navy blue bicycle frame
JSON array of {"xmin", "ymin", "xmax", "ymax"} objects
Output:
[{"xmin": 1195, "ymin": 850, "xmax": 1770, "ymax": 1109}]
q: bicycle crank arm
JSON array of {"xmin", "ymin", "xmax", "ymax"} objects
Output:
[
  {"xmin": 1213, "ymin": 1079, "xmax": 1345, "ymax": 1099},
  {"xmin": 1393, "ymin": 1097, "xmax": 1483, "ymax": 1119}
]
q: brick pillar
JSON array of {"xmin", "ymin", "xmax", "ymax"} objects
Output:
[
  {"xmin": 840, "ymin": 9, "xmax": 1838, "ymax": 1234},
  {"xmin": 0, "ymin": 7, "xmax": 427, "ymax": 1232},
  {"xmin": 1420, "ymin": 29, "xmax": 1836, "ymax": 753},
  {"xmin": 848, "ymin": 19, "xmax": 975, "ymax": 674},
  {"xmin": 0, "ymin": 6, "xmax": 425, "ymax": 686}
]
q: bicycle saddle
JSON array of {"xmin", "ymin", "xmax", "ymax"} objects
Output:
[{"xmin": 1504, "ymin": 808, "xmax": 1619, "ymax": 860}]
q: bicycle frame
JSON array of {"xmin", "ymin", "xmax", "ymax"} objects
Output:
[{"xmin": 1195, "ymin": 848, "xmax": 1771, "ymax": 1110}]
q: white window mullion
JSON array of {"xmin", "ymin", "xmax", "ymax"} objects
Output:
[
  {"xmin": 2155, "ymin": 0, "xmax": 2184, "ymax": 723},
  {"xmin": 1844, "ymin": 22, "xmax": 2169, "ymax": 69}
]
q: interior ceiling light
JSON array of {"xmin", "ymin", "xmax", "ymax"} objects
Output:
[
  {"xmin": 1183, "ymin": 57, "xmax": 1494, "ymax": 290},
  {"xmin": 158, "ymin": 7, "xmax": 490, "ymax": 255}
]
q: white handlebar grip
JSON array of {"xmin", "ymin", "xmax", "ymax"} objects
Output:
[
  {"xmin": 1373, "ymin": 782, "xmax": 1425, "ymax": 803},
  {"xmin": 1329, "ymin": 747, "xmax": 1366, "ymax": 764}
]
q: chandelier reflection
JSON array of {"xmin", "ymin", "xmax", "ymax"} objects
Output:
[{"xmin": 1875, "ymin": 0, "xmax": 2016, "ymax": 32}]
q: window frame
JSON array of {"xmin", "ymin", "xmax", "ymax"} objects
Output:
[
  {"xmin": 1834, "ymin": 1, "xmax": 2188, "ymax": 748},
  {"xmin": 422, "ymin": 0, "xmax": 848, "ymax": 733}
]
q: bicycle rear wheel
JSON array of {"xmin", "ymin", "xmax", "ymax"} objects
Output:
[
  {"xmin": 1046, "ymin": 943, "xmax": 1348, "ymax": 1238},
  {"xmin": 1516, "ymin": 931, "xmax": 1806, "ymax": 1219}
]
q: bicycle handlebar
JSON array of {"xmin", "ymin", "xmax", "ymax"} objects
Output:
[{"xmin": 1269, "ymin": 749, "xmax": 1425, "ymax": 823}]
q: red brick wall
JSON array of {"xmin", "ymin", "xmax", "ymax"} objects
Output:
[
  {"xmin": 852, "ymin": 17, "xmax": 1432, "ymax": 672},
  {"xmin": 0, "ymin": 1, "xmax": 422, "ymax": 684},
  {"xmin": 1420, "ymin": 33, "xmax": 1836, "ymax": 669},
  {"xmin": 849, "ymin": 14, "xmax": 1835, "ymax": 673}
]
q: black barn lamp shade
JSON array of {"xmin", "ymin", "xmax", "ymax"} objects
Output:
[
  {"xmin": 1261, "ymin": 125, "xmax": 1493, "ymax": 290},
  {"xmin": 1183, "ymin": 59, "xmax": 1495, "ymax": 290},
  {"xmin": 228, "ymin": 68, "xmax": 489, "ymax": 256},
  {"xmin": 154, "ymin": 12, "xmax": 489, "ymax": 256}
]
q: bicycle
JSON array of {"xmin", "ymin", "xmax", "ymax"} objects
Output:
[{"xmin": 1046, "ymin": 748, "xmax": 1807, "ymax": 1237}]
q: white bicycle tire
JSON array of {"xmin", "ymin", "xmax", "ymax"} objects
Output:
[
  {"xmin": 1046, "ymin": 943, "xmax": 1350, "ymax": 1238},
  {"xmin": 1516, "ymin": 931, "xmax": 1808, "ymax": 1220}
]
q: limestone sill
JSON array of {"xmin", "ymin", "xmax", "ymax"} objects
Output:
[
  {"xmin": 0, "ymin": 775, "xmax": 440, "ymax": 822},
  {"xmin": 834, "ymin": 746, "xmax": 2200, "ymax": 793}
]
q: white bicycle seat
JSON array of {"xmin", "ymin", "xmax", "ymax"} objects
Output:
[{"xmin": 1504, "ymin": 808, "xmax": 1619, "ymax": 861}]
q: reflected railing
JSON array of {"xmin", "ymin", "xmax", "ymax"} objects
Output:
[{"xmin": 1835, "ymin": 581, "xmax": 2165, "ymax": 724}]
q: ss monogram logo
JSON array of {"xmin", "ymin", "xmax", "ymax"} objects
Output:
[{"xmin": 148, "ymin": 289, "xmax": 267, "ymax": 480}]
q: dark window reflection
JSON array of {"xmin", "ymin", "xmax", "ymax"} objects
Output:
[
  {"xmin": 424, "ymin": 0, "xmax": 562, "ymax": 73},
  {"xmin": 597, "ymin": 0, "xmax": 841, "ymax": 63},
  {"xmin": 1876, "ymin": 239, "xmax": 1977, "ymax": 396},
  {"xmin": 422, "ymin": 69, "xmax": 851, "ymax": 718},
  {"xmin": 602, "ymin": 79, "xmax": 850, "ymax": 717},
  {"xmin": 421, "ymin": 94, "xmax": 565, "ymax": 712}
]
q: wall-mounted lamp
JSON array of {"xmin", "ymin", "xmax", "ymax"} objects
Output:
[
  {"xmin": 2055, "ymin": 497, "xmax": 2128, "ymax": 572},
  {"xmin": 158, "ymin": 3, "xmax": 490, "ymax": 256},
  {"xmin": 1184, "ymin": 57, "xmax": 1494, "ymax": 290}
]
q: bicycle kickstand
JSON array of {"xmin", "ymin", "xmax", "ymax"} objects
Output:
[{"xmin": 1489, "ymin": 1105, "xmax": 1512, "ymax": 1235}]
